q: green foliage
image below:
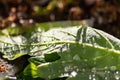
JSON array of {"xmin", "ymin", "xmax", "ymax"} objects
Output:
[
  {"xmin": 44, "ymin": 52, "xmax": 60, "ymax": 62},
  {"xmin": 1, "ymin": 22, "xmax": 120, "ymax": 79},
  {"xmin": 23, "ymin": 63, "xmax": 38, "ymax": 78}
]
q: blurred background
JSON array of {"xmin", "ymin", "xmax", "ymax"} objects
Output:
[{"xmin": 0, "ymin": 0, "xmax": 120, "ymax": 38}]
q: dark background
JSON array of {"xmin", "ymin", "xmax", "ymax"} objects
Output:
[{"xmin": 0, "ymin": 0, "xmax": 120, "ymax": 38}]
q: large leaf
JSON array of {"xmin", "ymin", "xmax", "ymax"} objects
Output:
[
  {"xmin": 1, "ymin": 23, "xmax": 120, "ymax": 79},
  {"xmin": 37, "ymin": 43, "xmax": 120, "ymax": 80},
  {"xmin": 35, "ymin": 26, "xmax": 120, "ymax": 79},
  {"xmin": 0, "ymin": 21, "xmax": 88, "ymax": 59}
]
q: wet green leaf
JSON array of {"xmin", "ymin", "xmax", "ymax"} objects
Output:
[
  {"xmin": 23, "ymin": 63, "xmax": 38, "ymax": 78},
  {"xmin": 0, "ymin": 21, "xmax": 120, "ymax": 79}
]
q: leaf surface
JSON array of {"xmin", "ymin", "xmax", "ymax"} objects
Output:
[{"xmin": 1, "ymin": 23, "xmax": 120, "ymax": 79}]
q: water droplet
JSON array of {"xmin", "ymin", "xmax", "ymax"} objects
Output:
[
  {"xmin": 93, "ymin": 43, "xmax": 97, "ymax": 48},
  {"xmin": 105, "ymin": 77, "xmax": 108, "ymax": 80},
  {"xmin": 89, "ymin": 74, "xmax": 92, "ymax": 80},
  {"xmin": 61, "ymin": 73, "xmax": 69, "ymax": 77},
  {"xmin": 66, "ymin": 43, "xmax": 70, "ymax": 52},
  {"xmin": 89, "ymin": 73, "xmax": 96, "ymax": 80},
  {"xmin": 114, "ymin": 71, "xmax": 120, "ymax": 80},
  {"xmin": 73, "ymin": 54, "xmax": 80, "ymax": 61},
  {"xmin": 104, "ymin": 70, "xmax": 111, "ymax": 80},
  {"xmin": 82, "ymin": 68, "xmax": 85, "ymax": 72},
  {"xmin": 70, "ymin": 71, "xmax": 77, "ymax": 77}
]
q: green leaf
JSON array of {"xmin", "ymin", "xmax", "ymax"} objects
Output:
[
  {"xmin": 35, "ymin": 26, "xmax": 120, "ymax": 79},
  {"xmin": 17, "ymin": 72, "xmax": 44, "ymax": 80},
  {"xmin": 44, "ymin": 52, "xmax": 60, "ymax": 62},
  {"xmin": 0, "ymin": 21, "xmax": 84, "ymax": 60},
  {"xmin": 37, "ymin": 43, "xmax": 120, "ymax": 80},
  {"xmin": 0, "ymin": 36, "xmax": 27, "ymax": 60},
  {"xmin": 10, "ymin": 53, "xmax": 25, "ymax": 60},
  {"xmin": 23, "ymin": 63, "xmax": 38, "ymax": 78},
  {"xmin": 1, "ymin": 21, "xmax": 120, "ymax": 79}
]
